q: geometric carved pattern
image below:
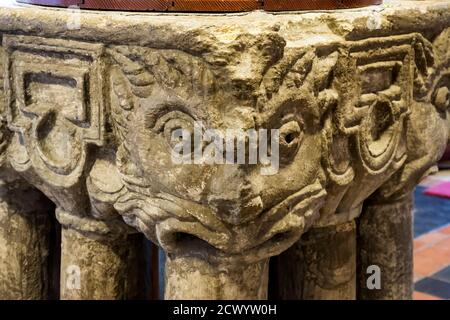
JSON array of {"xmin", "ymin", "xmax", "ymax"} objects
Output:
[
  {"xmin": 337, "ymin": 34, "xmax": 432, "ymax": 174},
  {"xmin": 321, "ymin": 34, "xmax": 438, "ymax": 223},
  {"xmin": 347, "ymin": 34, "xmax": 431, "ymax": 173},
  {"xmin": 3, "ymin": 35, "xmax": 104, "ymax": 187}
]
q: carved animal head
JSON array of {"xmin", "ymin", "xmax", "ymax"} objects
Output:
[
  {"xmin": 2, "ymin": 32, "xmax": 449, "ymax": 265},
  {"xmin": 89, "ymin": 37, "xmax": 338, "ymax": 263},
  {"xmin": 85, "ymin": 32, "xmax": 450, "ymax": 263}
]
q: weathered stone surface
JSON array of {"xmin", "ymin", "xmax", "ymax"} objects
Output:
[
  {"xmin": 165, "ymin": 254, "xmax": 269, "ymax": 300},
  {"xmin": 59, "ymin": 213, "xmax": 146, "ymax": 300},
  {"xmin": 0, "ymin": 0, "xmax": 448, "ymax": 300},
  {"xmin": 0, "ymin": 173, "xmax": 55, "ymax": 299},
  {"xmin": 271, "ymin": 221, "xmax": 356, "ymax": 299},
  {"xmin": 358, "ymin": 194, "xmax": 414, "ymax": 300}
]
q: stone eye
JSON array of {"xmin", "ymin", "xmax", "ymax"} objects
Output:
[
  {"xmin": 153, "ymin": 111, "xmax": 198, "ymax": 154},
  {"xmin": 279, "ymin": 120, "xmax": 302, "ymax": 162}
]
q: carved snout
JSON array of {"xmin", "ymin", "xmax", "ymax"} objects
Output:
[
  {"xmin": 206, "ymin": 165, "xmax": 264, "ymax": 226},
  {"xmin": 152, "ymin": 181, "xmax": 327, "ymax": 264}
]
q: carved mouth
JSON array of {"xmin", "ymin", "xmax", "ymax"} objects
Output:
[{"xmin": 153, "ymin": 180, "xmax": 326, "ymax": 264}]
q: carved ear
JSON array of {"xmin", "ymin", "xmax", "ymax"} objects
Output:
[
  {"xmin": 257, "ymin": 48, "xmax": 338, "ymax": 123},
  {"xmin": 108, "ymin": 46, "xmax": 217, "ymax": 142},
  {"xmin": 3, "ymin": 35, "xmax": 105, "ymax": 188},
  {"xmin": 310, "ymin": 51, "xmax": 339, "ymax": 118}
]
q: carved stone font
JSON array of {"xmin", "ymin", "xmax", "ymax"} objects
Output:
[{"xmin": 0, "ymin": 0, "xmax": 449, "ymax": 300}]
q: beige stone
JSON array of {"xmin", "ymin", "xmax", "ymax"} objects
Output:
[
  {"xmin": 271, "ymin": 221, "xmax": 356, "ymax": 299},
  {"xmin": 0, "ymin": 0, "xmax": 448, "ymax": 300},
  {"xmin": 0, "ymin": 172, "xmax": 56, "ymax": 299}
]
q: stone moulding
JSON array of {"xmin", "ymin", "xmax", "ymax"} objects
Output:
[{"xmin": 0, "ymin": 0, "xmax": 449, "ymax": 300}]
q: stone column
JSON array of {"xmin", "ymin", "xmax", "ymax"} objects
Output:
[
  {"xmin": 270, "ymin": 220, "xmax": 356, "ymax": 300},
  {"xmin": 0, "ymin": 176, "xmax": 55, "ymax": 299},
  {"xmin": 357, "ymin": 194, "xmax": 413, "ymax": 300},
  {"xmin": 165, "ymin": 254, "xmax": 269, "ymax": 300},
  {"xmin": 57, "ymin": 209, "xmax": 146, "ymax": 300}
]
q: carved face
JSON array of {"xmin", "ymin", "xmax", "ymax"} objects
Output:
[
  {"xmin": 87, "ymin": 32, "xmax": 450, "ymax": 263},
  {"xmin": 3, "ymin": 33, "xmax": 448, "ymax": 265},
  {"xmin": 97, "ymin": 46, "xmax": 336, "ymax": 263}
]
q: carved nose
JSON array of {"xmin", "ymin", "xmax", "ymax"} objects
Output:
[{"xmin": 207, "ymin": 165, "xmax": 263, "ymax": 225}]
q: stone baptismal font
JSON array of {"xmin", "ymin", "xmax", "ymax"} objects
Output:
[{"xmin": 0, "ymin": 0, "xmax": 449, "ymax": 300}]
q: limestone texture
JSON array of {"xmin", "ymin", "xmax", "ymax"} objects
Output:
[{"xmin": 0, "ymin": 0, "xmax": 449, "ymax": 300}]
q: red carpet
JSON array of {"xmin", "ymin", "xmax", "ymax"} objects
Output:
[{"xmin": 424, "ymin": 181, "xmax": 450, "ymax": 199}]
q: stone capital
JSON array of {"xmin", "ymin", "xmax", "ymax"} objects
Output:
[{"xmin": 0, "ymin": 0, "xmax": 449, "ymax": 300}]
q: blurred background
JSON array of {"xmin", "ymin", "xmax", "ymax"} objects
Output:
[{"xmin": 413, "ymin": 146, "xmax": 450, "ymax": 300}]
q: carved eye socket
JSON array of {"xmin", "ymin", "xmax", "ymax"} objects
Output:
[
  {"xmin": 153, "ymin": 111, "xmax": 198, "ymax": 154},
  {"xmin": 279, "ymin": 120, "xmax": 302, "ymax": 162}
]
